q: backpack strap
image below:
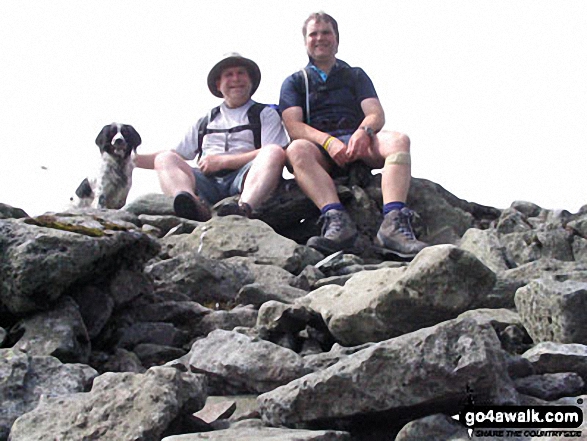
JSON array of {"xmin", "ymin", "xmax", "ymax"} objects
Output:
[
  {"xmin": 299, "ymin": 67, "xmax": 311, "ymax": 125},
  {"xmin": 196, "ymin": 106, "xmax": 221, "ymax": 160},
  {"xmin": 246, "ymin": 102, "xmax": 266, "ymax": 149},
  {"xmin": 196, "ymin": 103, "xmax": 267, "ymax": 158}
]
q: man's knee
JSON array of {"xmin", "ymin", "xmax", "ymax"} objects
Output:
[
  {"xmin": 153, "ymin": 150, "xmax": 185, "ymax": 171},
  {"xmin": 259, "ymin": 144, "xmax": 286, "ymax": 165},
  {"xmin": 286, "ymin": 139, "xmax": 319, "ymax": 166},
  {"xmin": 378, "ymin": 131, "xmax": 410, "ymax": 152}
]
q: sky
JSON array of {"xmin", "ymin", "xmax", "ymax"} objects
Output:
[{"xmin": 1, "ymin": 0, "xmax": 586, "ymax": 216}]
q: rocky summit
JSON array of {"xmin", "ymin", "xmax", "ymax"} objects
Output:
[{"xmin": 1, "ymin": 171, "xmax": 587, "ymax": 440}]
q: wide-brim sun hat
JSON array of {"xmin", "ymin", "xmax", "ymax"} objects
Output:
[{"xmin": 207, "ymin": 53, "xmax": 261, "ymax": 98}]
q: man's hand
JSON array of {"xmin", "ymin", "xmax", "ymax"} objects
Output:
[
  {"xmin": 327, "ymin": 137, "xmax": 350, "ymax": 167},
  {"xmin": 198, "ymin": 155, "xmax": 227, "ymax": 175},
  {"xmin": 346, "ymin": 129, "xmax": 372, "ymax": 162}
]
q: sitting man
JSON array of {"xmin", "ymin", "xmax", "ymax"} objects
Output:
[
  {"xmin": 136, "ymin": 53, "xmax": 288, "ymax": 220},
  {"xmin": 279, "ymin": 12, "xmax": 428, "ymax": 258}
]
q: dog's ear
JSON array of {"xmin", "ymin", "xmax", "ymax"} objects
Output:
[
  {"xmin": 75, "ymin": 178, "xmax": 93, "ymax": 198},
  {"xmin": 122, "ymin": 124, "xmax": 142, "ymax": 150},
  {"xmin": 95, "ymin": 125, "xmax": 113, "ymax": 152}
]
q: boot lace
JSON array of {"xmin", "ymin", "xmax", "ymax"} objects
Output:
[
  {"xmin": 397, "ymin": 208, "xmax": 416, "ymax": 240},
  {"xmin": 319, "ymin": 210, "xmax": 344, "ymax": 237}
]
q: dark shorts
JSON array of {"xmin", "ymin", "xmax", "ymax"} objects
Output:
[
  {"xmin": 315, "ymin": 133, "xmax": 353, "ymax": 177},
  {"xmin": 192, "ymin": 161, "xmax": 253, "ymax": 205}
]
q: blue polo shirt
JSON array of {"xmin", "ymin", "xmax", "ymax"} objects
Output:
[{"xmin": 279, "ymin": 59, "xmax": 378, "ymax": 136}]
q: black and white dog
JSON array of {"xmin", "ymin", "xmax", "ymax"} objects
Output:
[{"xmin": 72, "ymin": 123, "xmax": 142, "ymax": 209}]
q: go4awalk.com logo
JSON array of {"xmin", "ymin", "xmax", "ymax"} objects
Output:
[{"xmin": 453, "ymin": 404, "xmax": 583, "ymax": 438}]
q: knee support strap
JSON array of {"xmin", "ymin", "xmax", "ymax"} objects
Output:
[{"xmin": 385, "ymin": 151, "xmax": 411, "ymax": 166}]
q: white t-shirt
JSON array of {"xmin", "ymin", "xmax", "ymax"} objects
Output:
[{"xmin": 175, "ymin": 100, "xmax": 288, "ymax": 161}]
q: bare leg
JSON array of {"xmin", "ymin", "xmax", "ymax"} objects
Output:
[
  {"xmin": 240, "ymin": 144, "xmax": 286, "ymax": 209},
  {"xmin": 153, "ymin": 150, "xmax": 197, "ymax": 198},
  {"xmin": 286, "ymin": 139, "xmax": 340, "ymax": 209},
  {"xmin": 361, "ymin": 131, "xmax": 412, "ymax": 204}
]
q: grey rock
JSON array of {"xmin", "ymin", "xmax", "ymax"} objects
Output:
[
  {"xmin": 124, "ymin": 192, "xmax": 176, "ymax": 216},
  {"xmin": 514, "ymin": 372, "xmax": 584, "ymax": 401},
  {"xmin": 12, "ymin": 296, "xmax": 90, "ymax": 363},
  {"xmin": 203, "ymin": 396, "xmax": 261, "ymax": 422},
  {"xmin": 0, "ymin": 203, "xmax": 28, "ymax": 219},
  {"xmin": 0, "ymin": 217, "xmax": 159, "ymax": 315},
  {"xmin": 182, "ymin": 329, "xmax": 311, "ymax": 394},
  {"xmin": 109, "ymin": 268, "xmax": 154, "ymax": 307},
  {"xmin": 146, "ymin": 251, "xmax": 253, "ymax": 305},
  {"xmin": 515, "ymin": 279, "xmax": 587, "ymax": 344},
  {"xmin": 195, "ymin": 305, "xmax": 258, "ymax": 337},
  {"xmin": 0, "ymin": 349, "xmax": 97, "ymax": 440},
  {"xmin": 133, "ymin": 343, "xmax": 187, "ymax": 368},
  {"xmin": 237, "ymin": 283, "xmax": 309, "ymax": 307},
  {"xmin": 522, "ymin": 342, "xmax": 587, "ymax": 382},
  {"xmin": 258, "ymin": 318, "xmax": 517, "ymax": 428},
  {"xmin": 302, "ymin": 342, "xmax": 375, "ymax": 372},
  {"xmin": 71, "ymin": 284, "xmax": 114, "ymax": 339},
  {"xmin": 168, "ymin": 216, "xmax": 322, "ymax": 274},
  {"xmin": 257, "ymin": 301, "xmax": 324, "ymax": 335},
  {"xmin": 91, "ymin": 348, "xmax": 146, "ymax": 374},
  {"xmin": 161, "ymin": 418, "xmax": 351, "ymax": 440},
  {"xmin": 458, "ymin": 227, "xmax": 510, "ymax": 273},
  {"xmin": 395, "ymin": 414, "xmax": 471, "ymax": 441},
  {"xmin": 226, "ymin": 256, "xmax": 301, "ymax": 287},
  {"xmin": 132, "ymin": 300, "xmax": 212, "ymax": 327},
  {"xmin": 194, "ymin": 398, "xmax": 237, "ymax": 424},
  {"xmin": 9, "ymin": 366, "xmax": 207, "ymax": 441},
  {"xmin": 300, "ymin": 245, "xmax": 496, "ymax": 345},
  {"xmin": 138, "ymin": 214, "xmax": 196, "ymax": 237},
  {"xmin": 406, "ymin": 177, "xmax": 501, "ymax": 245},
  {"xmin": 511, "ymin": 200, "xmax": 542, "ymax": 218},
  {"xmin": 117, "ymin": 321, "xmax": 189, "ymax": 349}
]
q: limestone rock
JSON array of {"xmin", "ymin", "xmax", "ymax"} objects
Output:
[
  {"xmin": 168, "ymin": 216, "xmax": 322, "ymax": 274},
  {"xmin": 181, "ymin": 329, "xmax": 311, "ymax": 394},
  {"xmin": 0, "ymin": 217, "xmax": 159, "ymax": 315},
  {"xmin": 161, "ymin": 418, "xmax": 351, "ymax": 440},
  {"xmin": 0, "ymin": 349, "xmax": 97, "ymax": 440},
  {"xmin": 258, "ymin": 318, "xmax": 517, "ymax": 428},
  {"xmin": 9, "ymin": 366, "xmax": 207, "ymax": 441},
  {"xmin": 12, "ymin": 296, "xmax": 90, "ymax": 363},
  {"xmin": 300, "ymin": 245, "xmax": 496, "ymax": 345},
  {"xmin": 522, "ymin": 342, "xmax": 587, "ymax": 382},
  {"xmin": 514, "ymin": 372, "xmax": 584, "ymax": 401},
  {"xmin": 515, "ymin": 279, "xmax": 587, "ymax": 344}
]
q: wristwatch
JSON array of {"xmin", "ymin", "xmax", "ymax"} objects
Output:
[{"xmin": 361, "ymin": 126, "xmax": 375, "ymax": 139}]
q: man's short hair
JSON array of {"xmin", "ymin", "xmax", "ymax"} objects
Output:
[{"xmin": 302, "ymin": 11, "xmax": 339, "ymax": 43}]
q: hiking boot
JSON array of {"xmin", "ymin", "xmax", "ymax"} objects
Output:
[
  {"xmin": 374, "ymin": 207, "xmax": 428, "ymax": 259},
  {"xmin": 216, "ymin": 201, "xmax": 253, "ymax": 218},
  {"xmin": 307, "ymin": 209, "xmax": 358, "ymax": 254},
  {"xmin": 173, "ymin": 191, "xmax": 211, "ymax": 222}
]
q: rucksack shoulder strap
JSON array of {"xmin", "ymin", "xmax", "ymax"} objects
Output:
[
  {"xmin": 196, "ymin": 106, "xmax": 221, "ymax": 158},
  {"xmin": 246, "ymin": 103, "xmax": 267, "ymax": 149}
]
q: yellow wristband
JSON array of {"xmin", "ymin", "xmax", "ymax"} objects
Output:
[{"xmin": 322, "ymin": 136, "xmax": 335, "ymax": 152}]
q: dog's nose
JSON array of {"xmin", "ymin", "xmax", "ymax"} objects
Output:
[{"xmin": 111, "ymin": 131, "xmax": 125, "ymax": 145}]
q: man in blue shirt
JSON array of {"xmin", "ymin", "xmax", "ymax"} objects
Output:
[{"xmin": 279, "ymin": 12, "xmax": 428, "ymax": 259}]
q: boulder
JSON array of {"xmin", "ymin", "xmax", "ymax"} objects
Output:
[
  {"xmin": 299, "ymin": 245, "xmax": 496, "ymax": 345},
  {"xmin": 258, "ymin": 318, "xmax": 517, "ymax": 428},
  {"xmin": 9, "ymin": 366, "xmax": 207, "ymax": 441}
]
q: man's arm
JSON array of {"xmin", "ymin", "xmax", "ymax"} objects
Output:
[
  {"xmin": 282, "ymin": 106, "xmax": 350, "ymax": 166},
  {"xmin": 346, "ymin": 97, "xmax": 386, "ymax": 161},
  {"xmin": 197, "ymin": 150, "xmax": 260, "ymax": 175}
]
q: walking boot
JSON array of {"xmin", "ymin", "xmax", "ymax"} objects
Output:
[
  {"xmin": 307, "ymin": 209, "xmax": 358, "ymax": 254},
  {"xmin": 216, "ymin": 201, "xmax": 253, "ymax": 218},
  {"xmin": 374, "ymin": 207, "xmax": 428, "ymax": 259}
]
